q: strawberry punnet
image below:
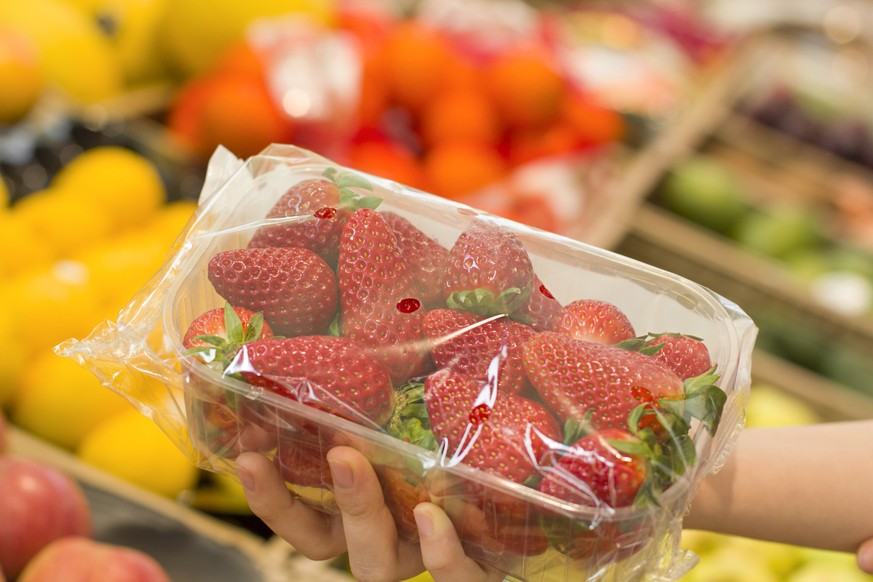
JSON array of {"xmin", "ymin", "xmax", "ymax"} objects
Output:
[
  {"xmin": 423, "ymin": 369, "xmax": 560, "ymax": 484},
  {"xmin": 337, "ymin": 208, "xmax": 430, "ymax": 384},
  {"xmin": 442, "ymin": 219, "xmax": 535, "ymax": 319},
  {"xmin": 422, "ymin": 308, "xmax": 534, "ymax": 395},
  {"xmin": 523, "ymin": 331, "xmax": 725, "ymax": 436},
  {"xmin": 225, "ymin": 335, "xmax": 395, "ymax": 427},
  {"xmin": 381, "ymin": 210, "xmax": 449, "ymax": 309},
  {"xmin": 247, "ymin": 168, "xmax": 382, "ymax": 267},
  {"xmin": 207, "ymin": 246, "xmax": 339, "ymax": 338},
  {"xmin": 551, "ymin": 298, "xmax": 636, "ymax": 345}
]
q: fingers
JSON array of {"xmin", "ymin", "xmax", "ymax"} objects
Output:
[
  {"xmin": 235, "ymin": 451, "xmax": 346, "ymax": 560},
  {"xmin": 414, "ymin": 502, "xmax": 494, "ymax": 582},
  {"xmin": 859, "ymin": 537, "xmax": 873, "ymax": 574},
  {"xmin": 328, "ymin": 446, "xmax": 425, "ymax": 581}
]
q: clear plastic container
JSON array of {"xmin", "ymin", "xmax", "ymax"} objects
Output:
[{"xmin": 59, "ymin": 145, "xmax": 756, "ymax": 582}]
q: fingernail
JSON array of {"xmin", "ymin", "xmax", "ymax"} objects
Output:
[
  {"xmin": 414, "ymin": 506, "xmax": 434, "ymax": 538},
  {"xmin": 237, "ymin": 465, "xmax": 255, "ymax": 493},
  {"xmin": 328, "ymin": 458, "xmax": 354, "ymax": 490}
]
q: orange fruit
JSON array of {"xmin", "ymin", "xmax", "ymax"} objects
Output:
[
  {"xmin": 356, "ymin": 50, "xmax": 390, "ymax": 128},
  {"xmin": 507, "ymin": 123, "xmax": 581, "ymax": 167},
  {"xmin": 419, "ymin": 85, "xmax": 503, "ymax": 148},
  {"xmin": 379, "ymin": 22, "xmax": 455, "ymax": 114},
  {"xmin": 0, "ymin": 26, "xmax": 43, "ymax": 123},
  {"xmin": 423, "ymin": 140, "xmax": 508, "ymax": 201},
  {"xmin": 346, "ymin": 140, "xmax": 428, "ymax": 191},
  {"xmin": 560, "ymin": 91, "xmax": 625, "ymax": 146},
  {"xmin": 483, "ymin": 48, "xmax": 566, "ymax": 130},
  {"xmin": 188, "ymin": 70, "xmax": 294, "ymax": 159}
]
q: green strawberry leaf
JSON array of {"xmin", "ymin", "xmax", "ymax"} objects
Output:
[
  {"xmin": 445, "ymin": 285, "xmax": 530, "ymax": 318},
  {"xmin": 353, "ymin": 194, "xmax": 384, "ymax": 209},
  {"xmin": 335, "ymin": 172, "xmax": 374, "ymax": 191},
  {"xmin": 384, "ymin": 382, "xmax": 438, "ymax": 451},
  {"xmin": 243, "ymin": 311, "xmax": 266, "ymax": 343}
]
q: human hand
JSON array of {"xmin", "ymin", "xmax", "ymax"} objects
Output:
[
  {"xmin": 859, "ymin": 537, "xmax": 873, "ymax": 574},
  {"xmin": 235, "ymin": 446, "xmax": 496, "ymax": 582}
]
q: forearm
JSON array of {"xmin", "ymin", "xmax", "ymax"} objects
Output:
[{"xmin": 684, "ymin": 420, "xmax": 873, "ymax": 553}]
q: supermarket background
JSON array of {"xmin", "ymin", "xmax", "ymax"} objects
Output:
[{"xmin": 1, "ymin": 0, "xmax": 873, "ymax": 580}]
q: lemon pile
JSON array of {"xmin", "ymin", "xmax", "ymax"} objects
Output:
[{"xmin": 1, "ymin": 145, "xmax": 200, "ymax": 499}]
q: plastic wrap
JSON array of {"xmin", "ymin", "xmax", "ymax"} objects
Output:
[{"xmin": 58, "ymin": 145, "xmax": 756, "ymax": 582}]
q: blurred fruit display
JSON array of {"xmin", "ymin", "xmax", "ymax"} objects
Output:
[
  {"xmin": 620, "ymin": 28, "xmax": 873, "ymax": 400},
  {"xmin": 1, "ymin": 1, "xmax": 872, "ymax": 580}
]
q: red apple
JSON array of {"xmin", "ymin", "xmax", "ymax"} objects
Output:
[
  {"xmin": 19, "ymin": 537, "xmax": 172, "ymax": 582},
  {"xmin": 0, "ymin": 458, "xmax": 92, "ymax": 579}
]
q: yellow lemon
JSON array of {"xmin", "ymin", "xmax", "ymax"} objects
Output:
[
  {"xmin": 78, "ymin": 408, "xmax": 199, "ymax": 498},
  {"xmin": 0, "ymin": 0, "xmax": 122, "ymax": 104},
  {"xmin": 11, "ymin": 348, "xmax": 131, "ymax": 449},
  {"xmin": 0, "ymin": 175, "xmax": 9, "ymax": 208},
  {"xmin": 158, "ymin": 0, "xmax": 336, "ymax": 77},
  {"xmin": 13, "ymin": 187, "xmax": 115, "ymax": 256},
  {"xmin": 145, "ymin": 199, "xmax": 198, "ymax": 245},
  {"xmin": 51, "ymin": 146, "xmax": 166, "ymax": 230},
  {"xmin": 5, "ymin": 259, "xmax": 104, "ymax": 354},
  {"xmin": 0, "ymin": 26, "xmax": 43, "ymax": 123},
  {"xmin": 0, "ymin": 304, "xmax": 26, "ymax": 406},
  {"xmin": 93, "ymin": 0, "xmax": 171, "ymax": 85},
  {"xmin": 75, "ymin": 229, "xmax": 170, "ymax": 310},
  {"xmin": 0, "ymin": 213, "xmax": 56, "ymax": 277}
]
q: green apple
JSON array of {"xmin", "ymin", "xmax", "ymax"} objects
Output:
[
  {"xmin": 660, "ymin": 156, "xmax": 748, "ymax": 234},
  {"xmin": 732, "ymin": 205, "xmax": 823, "ymax": 261}
]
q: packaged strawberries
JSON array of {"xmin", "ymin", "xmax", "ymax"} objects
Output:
[{"xmin": 59, "ymin": 145, "xmax": 756, "ymax": 581}]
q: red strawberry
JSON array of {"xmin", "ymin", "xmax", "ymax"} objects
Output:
[
  {"xmin": 423, "ymin": 369, "xmax": 560, "ymax": 484},
  {"xmin": 376, "ymin": 465, "xmax": 431, "ymax": 542},
  {"xmin": 183, "ymin": 303, "xmax": 275, "ymax": 458},
  {"xmin": 422, "ymin": 309, "xmax": 534, "ymax": 395},
  {"xmin": 226, "ymin": 335, "xmax": 395, "ymax": 426},
  {"xmin": 551, "ymin": 299, "xmax": 636, "ymax": 344},
  {"xmin": 442, "ymin": 220, "xmax": 535, "ymax": 318},
  {"xmin": 276, "ymin": 435, "xmax": 333, "ymax": 489},
  {"xmin": 337, "ymin": 208, "xmax": 430, "ymax": 383},
  {"xmin": 207, "ymin": 247, "xmax": 339, "ymax": 337},
  {"xmin": 536, "ymin": 428, "xmax": 669, "ymax": 565},
  {"xmin": 381, "ymin": 211, "xmax": 449, "ymax": 309},
  {"xmin": 520, "ymin": 276, "xmax": 562, "ymax": 331},
  {"xmin": 247, "ymin": 169, "xmax": 382, "ymax": 267},
  {"xmin": 619, "ymin": 333, "xmax": 713, "ymax": 380},
  {"xmin": 183, "ymin": 303, "xmax": 274, "ymax": 366},
  {"xmin": 538, "ymin": 428, "xmax": 647, "ymax": 508},
  {"xmin": 523, "ymin": 332, "xmax": 725, "ymax": 435}
]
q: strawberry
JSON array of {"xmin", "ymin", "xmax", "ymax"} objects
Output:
[
  {"xmin": 381, "ymin": 210, "xmax": 449, "ymax": 309},
  {"xmin": 550, "ymin": 298, "xmax": 636, "ymax": 344},
  {"xmin": 422, "ymin": 308, "xmax": 534, "ymax": 395},
  {"xmin": 423, "ymin": 369, "xmax": 560, "ymax": 484},
  {"xmin": 536, "ymin": 426, "xmax": 686, "ymax": 564},
  {"xmin": 225, "ymin": 335, "xmax": 395, "ymax": 426},
  {"xmin": 520, "ymin": 276, "xmax": 562, "ymax": 331},
  {"xmin": 207, "ymin": 247, "xmax": 339, "ymax": 337},
  {"xmin": 442, "ymin": 220, "xmax": 535, "ymax": 319},
  {"xmin": 523, "ymin": 332, "xmax": 725, "ymax": 436},
  {"xmin": 247, "ymin": 168, "xmax": 382, "ymax": 267},
  {"xmin": 619, "ymin": 333, "xmax": 714, "ymax": 380},
  {"xmin": 538, "ymin": 428, "xmax": 647, "ymax": 508},
  {"xmin": 183, "ymin": 303, "xmax": 274, "ymax": 368},
  {"xmin": 337, "ymin": 208, "xmax": 430, "ymax": 383},
  {"xmin": 376, "ymin": 464, "xmax": 431, "ymax": 542},
  {"xmin": 183, "ymin": 303, "xmax": 274, "ymax": 458},
  {"xmin": 276, "ymin": 435, "xmax": 333, "ymax": 489}
]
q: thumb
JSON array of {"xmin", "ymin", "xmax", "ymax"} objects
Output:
[{"xmin": 859, "ymin": 537, "xmax": 873, "ymax": 574}]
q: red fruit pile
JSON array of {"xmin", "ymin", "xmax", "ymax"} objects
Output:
[{"xmin": 181, "ymin": 167, "xmax": 727, "ymax": 564}]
